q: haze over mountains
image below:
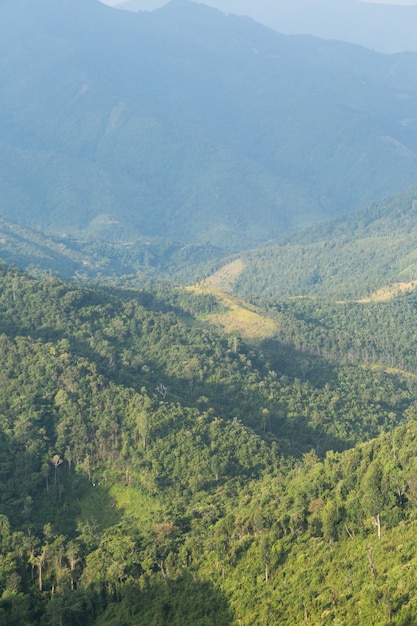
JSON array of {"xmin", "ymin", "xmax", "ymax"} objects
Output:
[
  {"xmin": 5, "ymin": 3, "xmax": 417, "ymax": 624},
  {"xmin": 1, "ymin": 0, "xmax": 417, "ymax": 264},
  {"xmin": 111, "ymin": 0, "xmax": 417, "ymax": 53}
]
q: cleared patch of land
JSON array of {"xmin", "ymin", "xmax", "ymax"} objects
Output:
[
  {"xmin": 357, "ymin": 280, "xmax": 417, "ymax": 302},
  {"xmin": 203, "ymin": 258, "xmax": 244, "ymax": 292},
  {"xmin": 187, "ymin": 284, "xmax": 278, "ymax": 341}
]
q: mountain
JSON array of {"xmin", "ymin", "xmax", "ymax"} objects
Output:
[
  {"xmin": 2, "ymin": 263, "xmax": 417, "ymax": 623},
  {"xmin": 0, "ymin": 215, "xmax": 225, "ymax": 283},
  {"xmin": 205, "ymin": 186, "xmax": 417, "ymax": 300},
  {"xmin": 1, "ymin": 0, "xmax": 417, "ymax": 255},
  {"xmin": 115, "ymin": 0, "xmax": 417, "ymax": 54}
]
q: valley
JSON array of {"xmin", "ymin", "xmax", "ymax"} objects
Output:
[
  {"xmin": 2, "ymin": 1, "xmax": 417, "ymax": 624},
  {"xmin": 2, "ymin": 259, "xmax": 417, "ymax": 624}
]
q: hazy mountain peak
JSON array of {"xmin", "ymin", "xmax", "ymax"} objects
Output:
[
  {"xmin": 1, "ymin": 0, "xmax": 417, "ymax": 254},
  {"xmin": 112, "ymin": 0, "xmax": 417, "ymax": 53}
]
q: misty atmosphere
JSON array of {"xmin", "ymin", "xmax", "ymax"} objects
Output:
[
  {"xmin": 105, "ymin": 0, "xmax": 417, "ymax": 53},
  {"xmin": 1, "ymin": 1, "xmax": 417, "ymax": 624}
]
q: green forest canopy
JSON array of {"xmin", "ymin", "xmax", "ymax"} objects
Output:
[{"xmin": 0, "ymin": 261, "xmax": 417, "ymax": 623}]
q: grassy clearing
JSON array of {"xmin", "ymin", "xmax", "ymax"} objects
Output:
[
  {"xmin": 108, "ymin": 484, "xmax": 165, "ymax": 527},
  {"xmin": 77, "ymin": 483, "xmax": 122, "ymax": 531},
  {"xmin": 357, "ymin": 280, "xmax": 417, "ymax": 302},
  {"xmin": 203, "ymin": 258, "xmax": 245, "ymax": 292},
  {"xmin": 77, "ymin": 478, "xmax": 165, "ymax": 532},
  {"xmin": 187, "ymin": 284, "xmax": 278, "ymax": 342},
  {"xmin": 368, "ymin": 363, "xmax": 417, "ymax": 380}
]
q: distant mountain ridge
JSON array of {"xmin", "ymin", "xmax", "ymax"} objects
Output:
[
  {"xmin": 115, "ymin": 0, "xmax": 417, "ymax": 53},
  {"xmin": 1, "ymin": 0, "xmax": 417, "ymax": 255}
]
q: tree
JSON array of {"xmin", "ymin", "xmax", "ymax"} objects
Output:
[
  {"xmin": 362, "ymin": 461, "xmax": 387, "ymax": 539},
  {"xmin": 52, "ymin": 455, "xmax": 63, "ymax": 486}
]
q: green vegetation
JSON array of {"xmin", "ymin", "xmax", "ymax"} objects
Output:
[
  {"xmin": 0, "ymin": 260, "xmax": 417, "ymax": 623},
  {"xmin": 3, "ymin": 5, "xmax": 417, "ymax": 622},
  {"xmin": 0, "ymin": 216, "xmax": 223, "ymax": 283},
  {"xmin": 207, "ymin": 187, "xmax": 417, "ymax": 301},
  {"xmin": 258, "ymin": 293, "xmax": 417, "ymax": 377}
]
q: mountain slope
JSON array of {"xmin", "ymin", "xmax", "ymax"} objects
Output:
[
  {"xmin": 0, "ymin": 215, "xmax": 225, "ymax": 282},
  {"xmin": 1, "ymin": 0, "xmax": 417, "ymax": 252},
  {"xmin": 116, "ymin": 0, "xmax": 417, "ymax": 54},
  {"xmin": 190, "ymin": 0, "xmax": 417, "ymax": 53},
  {"xmin": 205, "ymin": 186, "xmax": 417, "ymax": 300},
  {"xmin": 1, "ymin": 264, "xmax": 417, "ymax": 623}
]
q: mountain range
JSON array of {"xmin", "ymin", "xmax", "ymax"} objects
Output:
[
  {"xmin": 5, "ymin": 3, "xmax": 417, "ymax": 623},
  {"xmin": 115, "ymin": 0, "xmax": 417, "ymax": 53},
  {"xmin": 1, "ymin": 0, "xmax": 417, "ymax": 257}
]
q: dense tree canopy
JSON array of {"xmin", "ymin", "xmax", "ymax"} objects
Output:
[{"xmin": 0, "ymin": 261, "xmax": 417, "ymax": 624}]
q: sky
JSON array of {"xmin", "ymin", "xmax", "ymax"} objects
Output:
[
  {"xmin": 101, "ymin": 0, "xmax": 417, "ymax": 6},
  {"xmin": 364, "ymin": 1, "xmax": 417, "ymax": 3},
  {"xmin": 367, "ymin": 0, "xmax": 417, "ymax": 3}
]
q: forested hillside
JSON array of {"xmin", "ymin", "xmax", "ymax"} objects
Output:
[
  {"xmin": 4, "ymin": 1, "xmax": 417, "ymax": 624},
  {"xmin": 206, "ymin": 186, "xmax": 417, "ymax": 301},
  {"xmin": 1, "ymin": 0, "xmax": 417, "ymax": 252},
  {"xmin": 5, "ymin": 184, "xmax": 417, "ymax": 294},
  {"xmin": 0, "ymin": 216, "xmax": 221, "ymax": 283},
  {"xmin": 1, "ymin": 262, "xmax": 417, "ymax": 623}
]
